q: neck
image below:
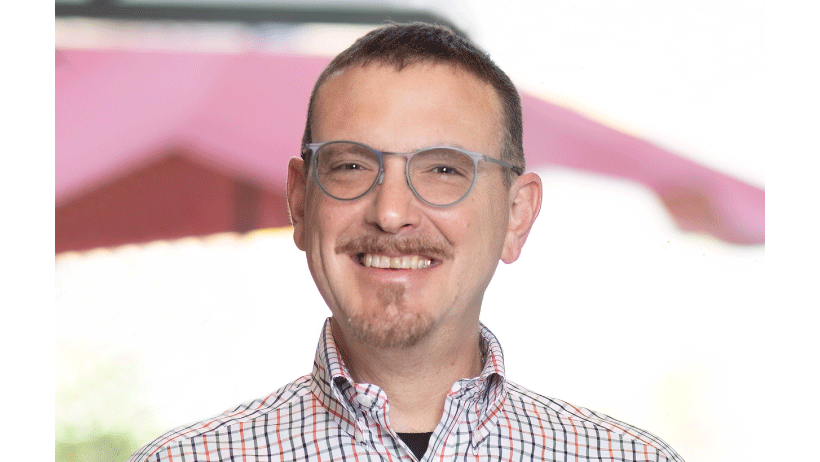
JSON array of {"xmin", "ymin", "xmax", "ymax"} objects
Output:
[{"xmin": 331, "ymin": 317, "xmax": 484, "ymax": 432}]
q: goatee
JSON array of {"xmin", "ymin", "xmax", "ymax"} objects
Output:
[{"xmin": 345, "ymin": 282, "xmax": 435, "ymax": 349}]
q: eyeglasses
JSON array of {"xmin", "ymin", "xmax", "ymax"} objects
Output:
[{"xmin": 303, "ymin": 141, "xmax": 523, "ymax": 207}]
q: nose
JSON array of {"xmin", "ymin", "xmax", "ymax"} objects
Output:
[{"xmin": 366, "ymin": 156, "xmax": 422, "ymax": 234}]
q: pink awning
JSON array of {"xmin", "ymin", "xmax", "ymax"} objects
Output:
[{"xmin": 56, "ymin": 49, "xmax": 763, "ymax": 250}]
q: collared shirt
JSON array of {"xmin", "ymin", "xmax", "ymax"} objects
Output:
[{"xmin": 129, "ymin": 319, "xmax": 684, "ymax": 461}]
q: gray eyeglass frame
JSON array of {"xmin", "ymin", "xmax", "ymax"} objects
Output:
[{"xmin": 303, "ymin": 140, "xmax": 523, "ymax": 208}]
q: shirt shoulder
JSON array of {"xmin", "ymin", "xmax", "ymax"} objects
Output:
[
  {"xmin": 503, "ymin": 381, "xmax": 684, "ymax": 462},
  {"xmin": 127, "ymin": 375, "xmax": 312, "ymax": 462}
]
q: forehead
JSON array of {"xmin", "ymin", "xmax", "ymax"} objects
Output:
[{"xmin": 311, "ymin": 62, "xmax": 504, "ymax": 155}]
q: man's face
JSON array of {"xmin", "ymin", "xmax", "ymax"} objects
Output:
[{"xmin": 290, "ymin": 62, "xmax": 515, "ymax": 349}]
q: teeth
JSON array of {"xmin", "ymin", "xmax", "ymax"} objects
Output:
[{"xmin": 361, "ymin": 254, "xmax": 432, "ymax": 269}]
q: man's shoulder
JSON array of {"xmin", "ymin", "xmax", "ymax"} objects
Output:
[
  {"xmin": 504, "ymin": 381, "xmax": 684, "ymax": 462},
  {"xmin": 127, "ymin": 374, "xmax": 312, "ymax": 462}
]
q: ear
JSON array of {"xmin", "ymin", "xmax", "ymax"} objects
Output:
[
  {"xmin": 287, "ymin": 156, "xmax": 308, "ymax": 251},
  {"xmin": 501, "ymin": 172, "xmax": 542, "ymax": 264}
]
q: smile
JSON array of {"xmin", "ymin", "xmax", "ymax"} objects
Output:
[{"xmin": 358, "ymin": 253, "xmax": 433, "ymax": 269}]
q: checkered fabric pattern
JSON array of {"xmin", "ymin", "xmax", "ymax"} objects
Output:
[{"xmin": 129, "ymin": 319, "xmax": 684, "ymax": 461}]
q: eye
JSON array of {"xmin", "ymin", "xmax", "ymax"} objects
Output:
[
  {"xmin": 332, "ymin": 162, "xmax": 365, "ymax": 171},
  {"xmin": 431, "ymin": 165, "xmax": 462, "ymax": 176},
  {"xmin": 411, "ymin": 148, "xmax": 474, "ymax": 182},
  {"xmin": 319, "ymin": 143, "xmax": 379, "ymax": 174}
]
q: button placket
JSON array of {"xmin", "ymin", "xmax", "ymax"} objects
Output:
[{"xmin": 352, "ymin": 383, "xmax": 393, "ymax": 449}]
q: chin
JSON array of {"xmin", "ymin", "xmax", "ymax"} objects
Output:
[
  {"xmin": 341, "ymin": 283, "xmax": 436, "ymax": 348},
  {"xmin": 347, "ymin": 309, "xmax": 435, "ymax": 349}
]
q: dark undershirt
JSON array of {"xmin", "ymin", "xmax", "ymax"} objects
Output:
[{"xmin": 396, "ymin": 432, "xmax": 433, "ymax": 460}]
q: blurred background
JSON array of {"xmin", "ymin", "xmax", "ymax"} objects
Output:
[{"xmin": 55, "ymin": 1, "xmax": 773, "ymax": 461}]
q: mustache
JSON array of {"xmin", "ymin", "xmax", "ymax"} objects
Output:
[{"xmin": 335, "ymin": 235, "xmax": 454, "ymax": 260}]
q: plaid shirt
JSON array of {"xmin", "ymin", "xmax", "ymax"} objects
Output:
[{"xmin": 129, "ymin": 319, "xmax": 683, "ymax": 461}]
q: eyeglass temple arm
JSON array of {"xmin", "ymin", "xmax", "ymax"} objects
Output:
[{"xmin": 482, "ymin": 155, "xmax": 523, "ymax": 175}]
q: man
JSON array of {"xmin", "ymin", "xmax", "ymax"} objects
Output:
[{"xmin": 130, "ymin": 23, "xmax": 683, "ymax": 461}]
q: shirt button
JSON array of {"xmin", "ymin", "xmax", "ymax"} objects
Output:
[{"xmin": 355, "ymin": 394, "xmax": 374, "ymax": 407}]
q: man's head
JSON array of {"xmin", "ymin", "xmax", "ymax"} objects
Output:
[
  {"xmin": 287, "ymin": 23, "xmax": 541, "ymax": 351},
  {"xmin": 301, "ymin": 22, "xmax": 525, "ymax": 187}
]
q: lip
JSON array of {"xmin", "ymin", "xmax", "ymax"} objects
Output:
[{"xmin": 353, "ymin": 260, "xmax": 439, "ymax": 290}]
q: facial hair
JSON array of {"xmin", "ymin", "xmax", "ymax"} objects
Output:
[
  {"xmin": 343, "ymin": 281, "xmax": 435, "ymax": 348},
  {"xmin": 334, "ymin": 234, "xmax": 453, "ymax": 349},
  {"xmin": 335, "ymin": 234, "xmax": 454, "ymax": 262}
]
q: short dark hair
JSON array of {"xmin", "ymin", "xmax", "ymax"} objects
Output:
[{"xmin": 301, "ymin": 22, "xmax": 524, "ymax": 185}]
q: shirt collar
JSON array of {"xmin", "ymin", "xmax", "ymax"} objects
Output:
[{"xmin": 478, "ymin": 322, "xmax": 506, "ymax": 382}]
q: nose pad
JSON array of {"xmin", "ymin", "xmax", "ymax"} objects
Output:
[{"xmin": 376, "ymin": 170, "xmax": 385, "ymax": 185}]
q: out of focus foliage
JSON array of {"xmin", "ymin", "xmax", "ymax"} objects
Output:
[
  {"xmin": 56, "ymin": 344, "xmax": 158, "ymax": 462},
  {"xmin": 56, "ymin": 430, "xmax": 139, "ymax": 462}
]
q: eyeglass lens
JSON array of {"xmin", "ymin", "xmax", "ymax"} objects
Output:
[{"xmin": 315, "ymin": 142, "xmax": 477, "ymax": 206}]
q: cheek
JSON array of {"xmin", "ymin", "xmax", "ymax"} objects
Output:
[
  {"xmin": 301, "ymin": 198, "xmax": 337, "ymax": 275},
  {"xmin": 440, "ymin": 200, "xmax": 508, "ymax": 263},
  {"xmin": 471, "ymin": 191, "xmax": 509, "ymax": 245},
  {"xmin": 302, "ymin": 196, "xmax": 361, "ymax": 271},
  {"xmin": 303, "ymin": 186, "xmax": 340, "ymax": 244}
]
